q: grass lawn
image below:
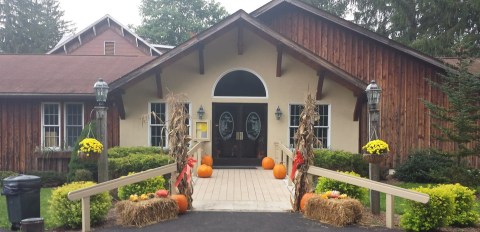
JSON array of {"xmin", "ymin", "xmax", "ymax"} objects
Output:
[{"xmin": 0, "ymin": 188, "xmax": 57, "ymax": 230}]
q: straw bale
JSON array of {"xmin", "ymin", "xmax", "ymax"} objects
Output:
[
  {"xmin": 304, "ymin": 197, "xmax": 363, "ymax": 227},
  {"xmin": 115, "ymin": 198, "xmax": 178, "ymax": 227}
]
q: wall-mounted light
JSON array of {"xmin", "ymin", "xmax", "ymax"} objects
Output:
[
  {"xmin": 197, "ymin": 105, "xmax": 205, "ymax": 119},
  {"xmin": 275, "ymin": 106, "xmax": 282, "ymax": 120}
]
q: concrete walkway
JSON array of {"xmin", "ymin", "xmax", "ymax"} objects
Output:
[{"xmin": 192, "ymin": 168, "xmax": 293, "ymax": 211}]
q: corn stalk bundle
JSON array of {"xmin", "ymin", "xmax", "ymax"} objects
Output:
[
  {"xmin": 292, "ymin": 93, "xmax": 319, "ymax": 212},
  {"xmin": 166, "ymin": 93, "xmax": 193, "ymax": 209}
]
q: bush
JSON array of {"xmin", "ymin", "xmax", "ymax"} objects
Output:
[
  {"xmin": 109, "ymin": 153, "xmax": 172, "ymax": 179},
  {"xmin": 0, "ymin": 171, "xmax": 18, "ymax": 184},
  {"xmin": 313, "ymin": 149, "xmax": 368, "ymax": 177},
  {"xmin": 108, "ymin": 146, "xmax": 166, "ymax": 158},
  {"xmin": 394, "ymin": 149, "xmax": 454, "ymax": 183},
  {"xmin": 49, "ymin": 181, "xmax": 111, "ymax": 229},
  {"xmin": 117, "ymin": 173, "xmax": 166, "ymax": 200},
  {"xmin": 25, "ymin": 171, "xmax": 66, "ymax": 187},
  {"xmin": 441, "ymin": 184, "xmax": 479, "ymax": 227},
  {"xmin": 314, "ymin": 171, "xmax": 368, "ymax": 201},
  {"xmin": 441, "ymin": 167, "xmax": 480, "ymax": 191},
  {"xmin": 71, "ymin": 169, "xmax": 93, "ymax": 182}
]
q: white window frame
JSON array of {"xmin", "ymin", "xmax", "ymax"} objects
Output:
[
  {"xmin": 148, "ymin": 102, "xmax": 191, "ymax": 148},
  {"xmin": 41, "ymin": 102, "xmax": 61, "ymax": 150},
  {"xmin": 64, "ymin": 103, "xmax": 84, "ymax": 150},
  {"xmin": 288, "ymin": 104, "xmax": 331, "ymax": 149}
]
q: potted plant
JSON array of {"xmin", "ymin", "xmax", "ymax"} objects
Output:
[
  {"xmin": 361, "ymin": 139, "xmax": 389, "ymax": 163},
  {"xmin": 77, "ymin": 138, "xmax": 103, "ymax": 161}
]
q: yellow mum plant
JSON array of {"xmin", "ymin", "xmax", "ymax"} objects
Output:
[
  {"xmin": 362, "ymin": 139, "xmax": 390, "ymax": 155},
  {"xmin": 78, "ymin": 138, "xmax": 103, "ymax": 157}
]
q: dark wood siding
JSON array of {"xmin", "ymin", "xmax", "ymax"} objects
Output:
[
  {"xmin": 260, "ymin": 7, "xmax": 478, "ymax": 168},
  {"xmin": 0, "ymin": 99, "xmax": 120, "ymax": 173}
]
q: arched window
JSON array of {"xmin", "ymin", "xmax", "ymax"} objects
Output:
[{"xmin": 214, "ymin": 70, "xmax": 266, "ymax": 97}]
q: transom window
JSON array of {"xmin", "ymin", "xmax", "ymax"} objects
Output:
[
  {"xmin": 289, "ymin": 104, "xmax": 329, "ymax": 149},
  {"xmin": 150, "ymin": 103, "xmax": 190, "ymax": 147},
  {"xmin": 214, "ymin": 70, "xmax": 266, "ymax": 97}
]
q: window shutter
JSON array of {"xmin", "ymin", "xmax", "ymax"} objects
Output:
[{"xmin": 104, "ymin": 41, "xmax": 115, "ymax": 55}]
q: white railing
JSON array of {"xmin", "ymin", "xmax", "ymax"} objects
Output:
[
  {"xmin": 274, "ymin": 142, "xmax": 295, "ymax": 187},
  {"xmin": 68, "ymin": 141, "xmax": 206, "ymax": 232},
  {"xmin": 188, "ymin": 140, "xmax": 207, "ymax": 175},
  {"xmin": 274, "ymin": 142, "xmax": 430, "ymax": 229}
]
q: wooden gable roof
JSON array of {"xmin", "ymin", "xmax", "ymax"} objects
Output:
[
  {"xmin": 252, "ymin": 0, "xmax": 449, "ymax": 71},
  {"xmin": 47, "ymin": 15, "xmax": 162, "ymax": 56},
  {"xmin": 109, "ymin": 10, "xmax": 367, "ymax": 94}
]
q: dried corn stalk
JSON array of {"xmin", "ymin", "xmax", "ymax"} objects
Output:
[
  {"xmin": 292, "ymin": 93, "xmax": 319, "ymax": 212},
  {"xmin": 166, "ymin": 93, "xmax": 193, "ymax": 209}
]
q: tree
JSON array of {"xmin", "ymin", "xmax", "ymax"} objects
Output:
[
  {"xmin": 423, "ymin": 59, "xmax": 480, "ymax": 166},
  {"xmin": 136, "ymin": 0, "xmax": 228, "ymax": 46},
  {"xmin": 303, "ymin": 0, "xmax": 480, "ymax": 57},
  {"xmin": 0, "ymin": 0, "xmax": 72, "ymax": 54}
]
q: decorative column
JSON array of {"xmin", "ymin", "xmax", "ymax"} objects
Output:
[{"xmin": 94, "ymin": 78, "xmax": 109, "ymax": 183}]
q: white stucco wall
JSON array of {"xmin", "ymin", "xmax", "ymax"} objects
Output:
[{"xmin": 120, "ymin": 28, "xmax": 359, "ymax": 159}]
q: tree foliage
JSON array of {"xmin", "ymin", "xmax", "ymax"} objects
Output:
[
  {"xmin": 423, "ymin": 60, "xmax": 480, "ymax": 165},
  {"xmin": 136, "ymin": 0, "xmax": 228, "ymax": 46},
  {"xmin": 302, "ymin": 0, "xmax": 480, "ymax": 57},
  {"xmin": 0, "ymin": 0, "xmax": 72, "ymax": 54}
]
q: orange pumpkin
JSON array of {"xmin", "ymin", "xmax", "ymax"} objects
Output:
[
  {"xmin": 300, "ymin": 192, "xmax": 316, "ymax": 211},
  {"xmin": 261, "ymin": 157, "xmax": 275, "ymax": 169},
  {"xmin": 197, "ymin": 164, "xmax": 213, "ymax": 178},
  {"xmin": 201, "ymin": 155, "xmax": 213, "ymax": 167},
  {"xmin": 273, "ymin": 163, "xmax": 287, "ymax": 179},
  {"xmin": 171, "ymin": 194, "xmax": 188, "ymax": 214}
]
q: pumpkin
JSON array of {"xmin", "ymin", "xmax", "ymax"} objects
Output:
[
  {"xmin": 273, "ymin": 163, "xmax": 287, "ymax": 179},
  {"xmin": 261, "ymin": 157, "xmax": 275, "ymax": 169},
  {"xmin": 300, "ymin": 192, "xmax": 316, "ymax": 211},
  {"xmin": 201, "ymin": 155, "xmax": 213, "ymax": 166},
  {"xmin": 171, "ymin": 194, "xmax": 188, "ymax": 214},
  {"xmin": 197, "ymin": 164, "xmax": 213, "ymax": 178},
  {"xmin": 156, "ymin": 189, "xmax": 169, "ymax": 198}
]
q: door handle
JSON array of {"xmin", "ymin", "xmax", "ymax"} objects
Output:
[{"xmin": 235, "ymin": 132, "xmax": 244, "ymax": 140}]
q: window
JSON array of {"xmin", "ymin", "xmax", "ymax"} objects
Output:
[
  {"xmin": 65, "ymin": 103, "xmax": 84, "ymax": 148},
  {"xmin": 104, "ymin": 41, "xmax": 115, "ymax": 55},
  {"xmin": 149, "ymin": 103, "xmax": 190, "ymax": 147},
  {"xmin": 289, "ymin": 104, "xmax": 329, "ymax": 149},
  {"xmin": 42, "ymin": 103, "xmax": 60, "ymax": 148}
]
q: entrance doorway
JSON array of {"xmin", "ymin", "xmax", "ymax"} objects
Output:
[{"xmin": 212, "ymin": 103, "xmax": 267, "ymax": 166}]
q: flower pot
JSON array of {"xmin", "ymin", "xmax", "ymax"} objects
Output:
[
  {"xmin": 78, "ymin": 151, "xmax": 99, "ymax": 161},
  {"xmin": 362, "ymin": 153, "xmax": 387, "ymax": 164}
]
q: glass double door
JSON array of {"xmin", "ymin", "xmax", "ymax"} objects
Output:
[{"xmin": 212, "ymin": 103, "xmax": 267, "ymax": 166}]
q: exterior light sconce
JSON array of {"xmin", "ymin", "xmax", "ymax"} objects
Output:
[
  {"xmin": 93, "ymin": 78, "xmax": 109, "ymax": 106},
  {"xmin": 365, "ymin": 80, "xmax": 381, "ymax": 111},
  {"xmin": 275, "ymin": 106, "xmax": 282, "ymax": 120},
  {"xmin": 197, "ymin": 105, "xmax": 205, "ymax": 119}
]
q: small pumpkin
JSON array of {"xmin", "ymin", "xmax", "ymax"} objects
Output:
[
  {"xmin": 273, "ymin": 163, "xmax": 287, "ymax": 179},
  {"xmin": 261, "ymin": 157, "xmax": 275, "ymax": 170},
  {"xmin": 201, "ymin": 155, "xmax": 213, "ymax": 166},
  {"xmin": 300, "ymin": 192, "xmax": 316, "ymax": 211},
  {"xmin": 197, "ymin": 164, "xmax": 213, "ymax": 178},
  {"xmin": 171, "ymin": 194, "xmax": 188, "ymax": 214}
]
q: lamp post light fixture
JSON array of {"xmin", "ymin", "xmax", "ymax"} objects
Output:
[
  {"xmin": 365, "ymin": 80, "xmax": 382, "ymax": 215},
  {"xmin": 275, "ymin": 106, "xmax": 282, "ymax": 120},
  {"xmin": 94, "ymin": 78, "xmax": 109, "ymax": 183},
  {"xmin": 197, "ymin": 105, "xmax": 205, "ymax": 119}
]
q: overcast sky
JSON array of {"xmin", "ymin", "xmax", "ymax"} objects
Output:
[{"xmin": 58, "ymin": 0, "xmax": 272, "ymax": 33}]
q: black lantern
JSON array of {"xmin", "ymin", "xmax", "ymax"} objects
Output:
[
  {"xmin": 94, "ymin": 78, "xmax": 109, "ymax": 106},
  {"xmin": 365, "ymin": 80, "xmax": 381, "ymax": 109},
  {"xmin": 197, "ymin": 105, "xmax": 205, "ymax": 119},
  {"xmin": 275, "ymin": 106, "xmax": 282, "ymax": 120}
]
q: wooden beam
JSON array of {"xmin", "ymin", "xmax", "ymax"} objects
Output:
[
  {"xmin": 237, "ymin": 26, "xmax": 244, "ymax": 55},
  {"xmin": 198, "ymin": 44, "xmax": 205, "ymax": 75},
  {"xmin": 155, "ymin": 71, "xmax": 163, "ymax": 99},
  {"xmin": 115, "ymin": 94, "xmax": 126, "ymax": 120},
  {"xmin": 316, "ymin": 70, "xmax": 326, "ymax": 100},
  {"xmin": 276, "ymin": 45, "xmax": 283, "ymax": 77},
  {"xmin": 353, "ymin": 94, "xmax": 366, "ymax": 121}
]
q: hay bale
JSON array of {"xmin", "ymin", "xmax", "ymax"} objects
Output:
[
  {"xmin": 115, "ymin": 198, "xmax": 178, "ymax": 227},
  {"xmin": 304, "ymin": 197, "xmax": 363, "ymax": 227}
]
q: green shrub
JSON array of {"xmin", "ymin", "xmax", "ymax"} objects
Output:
[
  {"xmin": 400, "ymin": 185, "xmax": 456, "ymax": 231},
  {"xmin": 314, "ymin": 171, "xmax": 368, "ymax": 201},
  {"xmin": 71, "ymin": 169, "xmax": 93, "ymax": 182},
  {"xmin": 394, "ymin": 149, "xmax": 454, "ymax": 183},
  {"xmin": 108, "ymin": 146, "xmax": 166, "ymax": 158},
  {"xmin": 441, "ymin": 167, "xmax": 480, "ymax": 191},
  {"xmin": 441, "ymin": 184, "xmax": 479, "ymax": 227},
  {"xmin": 313, "ymin": 149, "xmax": 368, "ymax": 177},
  {"xmin": 109, "ymin": 153, "xmax": 172, "ymax": 179},
  {"xmin": 0, "ymin": 171, "xmax": 18, "ymax": 185},
  {"xmin": 49, "ymin": 181, "xmax": 111, "ymax": 229},
  {"xmin": 25, "ymin": 171, "xmax": 66, "ymax": 187},
  {"xmin": 117, "ymin": 173, "xmax": 166, "ymax": 200}
]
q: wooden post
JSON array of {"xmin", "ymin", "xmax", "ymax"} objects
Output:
[
  {"xmin": 386, "ymin": 194, "xmax": 394, "ymax": 228},
  {"xmin": 81, "ymin": 197, "xmax": 90, "ymax": 232},
  {"xmin": 96, "ymin": 106, "xmax": 108, "ymax": 183}
]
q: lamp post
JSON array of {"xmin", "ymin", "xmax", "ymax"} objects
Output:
[
  {"xmin": 94, "ymin": 78, "xmax": 109, "ymax": 183},
  {"xmin": 365, "ymin": 80, "xmax": 381, "ymax": 214}
]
